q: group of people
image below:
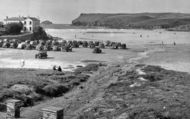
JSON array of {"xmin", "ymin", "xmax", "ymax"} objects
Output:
[
  {"xmin": 53, "ymin": 65, "xmax": 62, "ymax": 72},
  {"xmin": 161, "ymin": 41, "xmax": 177, "ymax": 46}
]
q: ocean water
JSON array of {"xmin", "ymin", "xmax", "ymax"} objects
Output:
[{"xmin": 46, "ymin": 29, "xmax": 190, "ymax": 45}]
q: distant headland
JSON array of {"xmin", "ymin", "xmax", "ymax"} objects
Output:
[{"xmin": 70, "ymin": 13, "xmax": 190, "ymax": 31}]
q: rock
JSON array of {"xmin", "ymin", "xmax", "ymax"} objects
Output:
[
  {"xmin": 115, "ymin": 113, "xmax": 129, "ymax": 119},
  {"xmin": 10, "ymin": 84, "xmax": 32, "ymax": 93}
]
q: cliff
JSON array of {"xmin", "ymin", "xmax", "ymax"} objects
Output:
[{"xmin": 72, "ymin": 13, "xmax": 190, "ymax": 29}]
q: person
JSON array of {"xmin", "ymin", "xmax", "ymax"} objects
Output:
[
  {"xmin": 53, "ymin": 65, "xmax": 57, "ymax": 71},
  {"xmin": 174, "ymin": 42, "xmax": 176, "ymax": 46},
  {"xmin": 21, "ymin": 59, "xmax": 25, "ymax": 68},
  {"xmin": 57, "ymin": 66, "xmax": 62, "ymax": 72}
]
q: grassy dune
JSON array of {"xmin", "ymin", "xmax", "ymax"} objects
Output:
[{"xmin": 0, "ymin": 63, "xmax": 105, "ymax": 110}]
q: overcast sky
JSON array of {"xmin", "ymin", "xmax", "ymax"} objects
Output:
[{"xmin": 0, "ymin": 0, "xmax": 190, "ymax": 24}]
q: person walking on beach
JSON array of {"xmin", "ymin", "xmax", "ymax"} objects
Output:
[
  {"xmin": 53, "ymin": 65, "xmax": 57, "ymax": 71},
  {"xmin": 174, "ymin": 42, "xmax": 176, "ymax": 46},
  {"xmin": 21, "ymin": 59, "xmax": 25, "ymax": 68},
  {"xmin": 162, "ymin": 41, "xmax": 164, "ymax": 45},
  {"xmin": 58, "ymin": 66, "xmax": 62, "ymax": 72},
  {"xmin": 161, "ymin": 41, "xmax": 164, "ymax": 48}
]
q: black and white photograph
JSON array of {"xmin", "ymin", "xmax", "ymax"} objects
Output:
[{"xmin": 0, "ymin": 0, "xmax": 190, "ymax": 119}]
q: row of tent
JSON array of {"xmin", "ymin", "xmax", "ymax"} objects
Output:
[{"xmin": 0, "ymin": 39, "xmax": 127, "ymax": 51}]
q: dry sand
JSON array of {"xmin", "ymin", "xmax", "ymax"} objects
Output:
[{"xmin": 0, "ymin": 48, "xmax": 138, "ymax": 71}]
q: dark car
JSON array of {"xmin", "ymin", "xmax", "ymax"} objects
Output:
[{"xmin": 35, "ymin": 51, "xmax": 48, "ymax": 59}]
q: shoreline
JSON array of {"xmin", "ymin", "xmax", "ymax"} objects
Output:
[{"xmin": 42, "ymin": 24, "xmax": 190, "ymax": 32}]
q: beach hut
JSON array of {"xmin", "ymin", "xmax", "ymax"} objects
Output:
[
  {"xmin": 25, "ymin": 40, "xmax": 30, "ymax": 44},
  {"xmin": 111, "ymin": 43, "xmax": 119, "ymax": 49},
  {"xmin": 52, "ymin": 40, "xmax": 59, "ymax": 46},
  {"xmin": 89, "ymin": 42, "xmax": 95, "ymax": 48},
  {"xmin": 52, "ymin": 46, "xmax": 61, "ymax": 51},
  {"xmin": 82, "ymin": 41, "xmax": 88, "ymax": 48},
  {"xmin": 43, "ymin": 45, "xmax": 52, "ymax": 51},
  {"xmin": 61, "ymin": 45, "xmax": 72, "ymax": 52},
  {"xmin": 3, "ymin": 39, "xmax": 8, "ymax": 42},
  {"xmin": 11, "ymin": 39, "xmax": 17, "ymax": 43},
  {"xmin": 77, "ymin": 41, "xmax": 83, "ymax": 46},
  {"xmin": 94, "ymin": 41, "xmax": 100, "ymax": 46},
  {"xmin": 105, "ymin": 40, "xmax": 111, "ymax": 46},
  {"xmin": 10, "ymin": 42, "xmax": 18, "ymax": 49},
  {"xmin": 39, "ymin": 40, "xmax": 45, "ymax": 45},
  {"xmin": 99, "ymin": 43, "xmax": 105, "ymax": 49},
  {"xmin": 36, "ymin": 44, "xmax": 44, "ymax": 51},
  {"xmin": 0, "ymin": 40, "xmax": 3, "ymax": 47},
  {"xmin": 72, "ymin": 41, "xmax": 79, "ymax": 48},
  {"xmin": 25, "ymin": 44, "xmax": 34, "ymax": 50},
  {"xmin": 2, "ymin": 42, "xmax": 10, "ymax": 48},
  {"xmin": 17, "ymin": 42, "xmax": 26, "ymax": 49}
]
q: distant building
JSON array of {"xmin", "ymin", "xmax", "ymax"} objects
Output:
[{"xmin": 4, "ymin": 16, "xmax": 40, "ymax": 33}]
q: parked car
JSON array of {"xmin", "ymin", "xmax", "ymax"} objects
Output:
[{"xmin": 35, "ymin": 51, "xmax": 48, "ymax": 59}]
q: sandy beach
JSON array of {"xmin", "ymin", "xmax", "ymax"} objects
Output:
[
  {"xmin": 0, "ymin": 29, "xmax": 190, "ymax": 73},
  {"xmin": 0, "ymin": 47, "xmax": 138, "ymax": 71}
]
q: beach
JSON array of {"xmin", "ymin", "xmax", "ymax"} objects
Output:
[{"xmin": 0, "ymin": 29, "xmax": 190, "ymax": 73}]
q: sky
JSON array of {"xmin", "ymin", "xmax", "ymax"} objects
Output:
[{"xmin": 0, "ymin": 0, "xmax": 190, "ymax": 24}]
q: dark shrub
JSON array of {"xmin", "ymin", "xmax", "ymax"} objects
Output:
[
  {"xmin": 0, "ymin": 89, "xmax": 16, "ymax": 101},
  {"xmin": 31, "ymin": 26, "xmax": 48, "ymax": 40},
  {"xmin": 42, "ymin": 84, "xmax": 69, "ymax": 97},
  {"xmin": 75, "ymin": 64, "xmax": 101, "ymax": 74},
  {"xmin": 5, "ymin": 22, "xmax": 23, "ymax": 35},
  {"xmin": 62, "ymin": 45, "xmax": 72, "ymax": 52},
  {"xmin": 142, "ymin": 73, "xmax": 163, "ymax": 82},
  {"xmin": 93, "ymin": 47, "xmax": 102, "ymax": 53}
]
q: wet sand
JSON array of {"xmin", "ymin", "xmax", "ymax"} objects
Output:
[{"xmin": 140, "ymin": 44, "xmax": 190, "ymax": 73}]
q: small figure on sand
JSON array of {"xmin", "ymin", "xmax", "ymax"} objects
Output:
[
  {"xmin": 162, "ymin": 41, "xmax": 164, "ymax": 45},
  {"xmin": 21, "ymin": 59, "xmax": 25, "ymax": 68},
  {"xmin": 173, "ymin": 42, "xmax": 176, "ymax": 46},
  {"xmin": 161, "ymin": 41, "xmax": 164, "ymax": 48},
  {"xmin": 53, "ymin": 65, "xmax": 62, "ymax": 72},
  {"xmin": 53, "ymin": 65, "xmax": 57, "ymax": 71},
  {"xmin": 57, "ymin": 66, "xmax": 62, "ymax": 72}
]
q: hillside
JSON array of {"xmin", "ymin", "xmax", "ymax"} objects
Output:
[
  {"xmin": 72, "ymin": 13, "xmax": 190, "ymax": 29},
  {"xmin": 41, "ymin": 20, "xmax": 53, "ymax": 25}
]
